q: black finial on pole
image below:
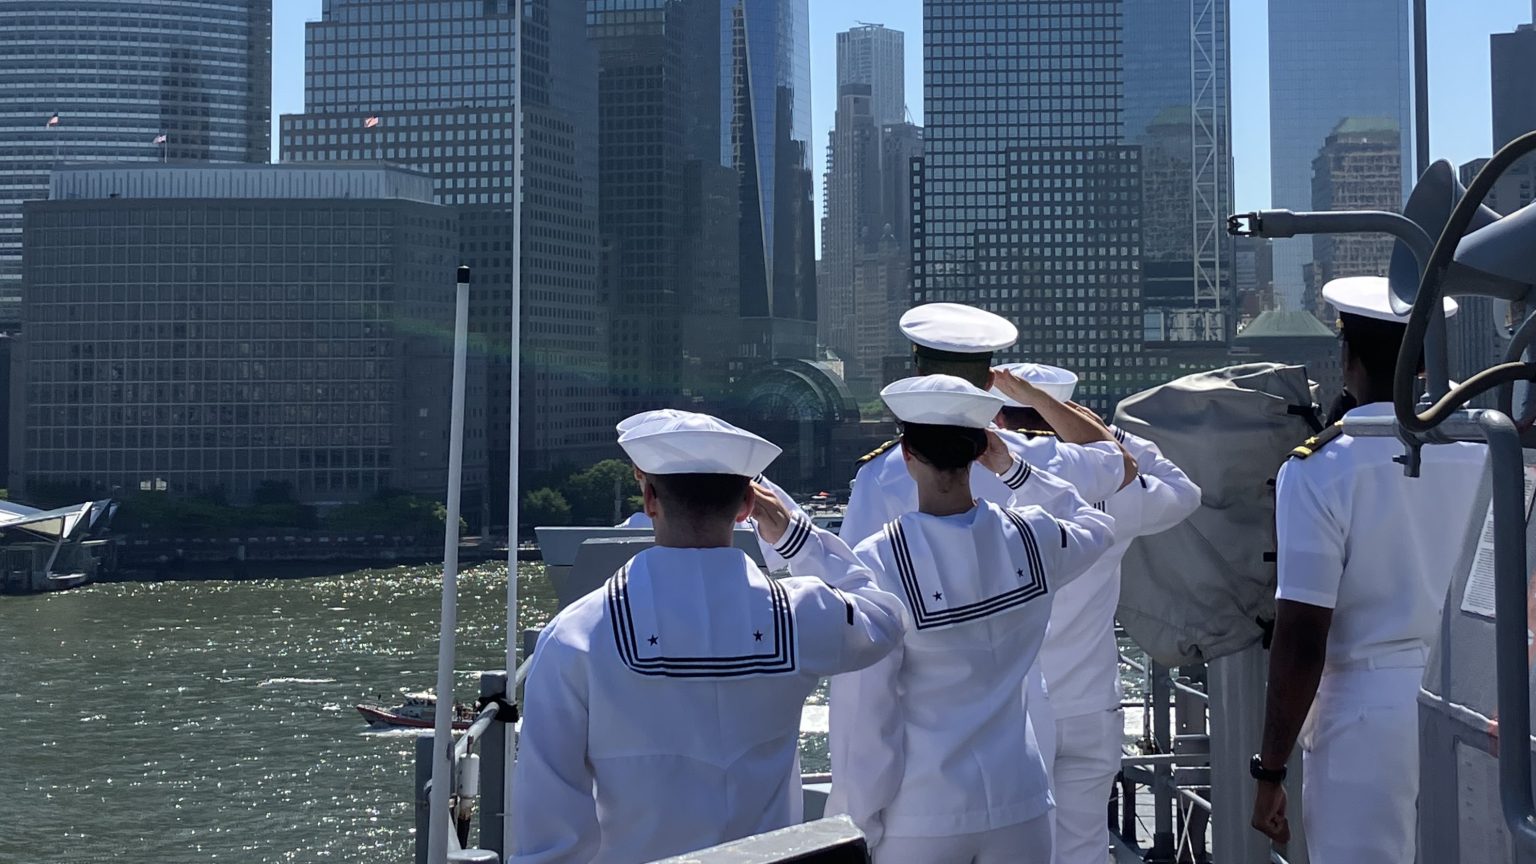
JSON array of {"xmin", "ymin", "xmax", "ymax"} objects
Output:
[{"xmin": 457, "ymin": 265, "xmax": 471, "ymax": 285}]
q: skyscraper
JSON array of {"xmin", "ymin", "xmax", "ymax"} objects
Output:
[
  {"xmin": 1491, "ymin": 10, "xmax": 1536, "ymax": 209},
  {"xmin": 728, "ymin": 0, "xmax": 818, "ymax": 362},
  {"xmin": 837, "ymin": 24, "xmax": 906, "ymax": 127},
  {"xmin": 0, "ymin": 0, "xmax": 271, "ymax": 328},
  {"xmin": 1268, "ymin": 0, "xmax": 1412, "ymax": 309},
  {"xmin": 915, "ymin": 1, "xmax": 1144, "ymax": 410},
  {"xmin": 1123, "ymin": 0, "xmax": 1233, "ymax": 345},
  {"xmin": 280, "ymin": 0, "xmax": 610, "ymax": 500},
  {"xmin": 1308, "ymin": 118, "xmax": 1403, "ymax": 319},
  {"xmin": 821, "ymin": 83, "xmax": 882, "ymax": 379},
  {"xmin": 822, "ymin": 24, "xmax": 910, "ymax": 394}
]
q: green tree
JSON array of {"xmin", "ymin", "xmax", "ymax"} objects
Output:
[
  {"xmin": 522, "ymin": 487, "xmax": 572, "ymax": 527},
  {"xmin": 564, "ymin": 459, "xmax": 640, "ymax": 525}
]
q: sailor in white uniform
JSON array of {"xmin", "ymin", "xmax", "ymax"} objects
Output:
[
  {"xmin": 840, "ymin": 303, "xmax": 1134, "ymax": 549},
  {"xmin": 1250, "ymin": 277, "xmax": 1485, "ymax": 863},
  {"xmin": 611, "ymin": 409, "xmax": 804, "ymax": 570},
  {"xmin": 777, "ymin": 375, "xmax": 1116, "ymax": 863},
  {"xmin": 840, "ymin": 305, "xmax": 1135, "ymax": 791},
  {"xmin": 993, "ymin": 364, "xmax": 1203, "ymax": 864},
  {"xmin": 511, "ymin": 413, "xmax": 907, "ymax": 864}
]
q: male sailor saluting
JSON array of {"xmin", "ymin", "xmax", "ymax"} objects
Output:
[
  {"xmin": 993, "ymin": 364, "xmax": 1202, "ymax": 864},
  {"xmin": 512, "ymin": 413, "xmax": 906, "ymax": 864},
  {"xmin": 611, "ymin": 409, "xmax": 806, "ymax": 571},
  {"xmin": 1250, "ymin": 277, "xmax": 1485, "ymax": 863},
  {"xmin": 775, "ymin": 375, "xmax": 1117, "ymax": 862}
]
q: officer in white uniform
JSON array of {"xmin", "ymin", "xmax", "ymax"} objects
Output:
[
  {"xmin": 1250, "ymin": 277, "xmax": 1485, "ymax": 863},
  {"xmin": 993, "ymin": 364, "xmax": 1203, "ymax": 864},
  {"xmin": 778, "ymin": 375, "xmax": 1116, "ymax": 863},
  {"xmin": 512, "ymin": 413, "xmax": 907, "ymax": 864}
]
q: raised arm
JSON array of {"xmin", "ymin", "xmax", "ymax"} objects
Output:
[
  {"xmin": 1005, "ymin": 490, "xmax": 1118, "ymax": 590},
  {"xmin": 751, "ymin": 485, "xmax": 906, "ymax": 676},
  {"xmin": 1116, "ymin": 429, "xmax": 1202, "ymax": 537},
  {"xmin": 510, "ymin": 631, "xmax": 599, "ymax": 864},
  {"xmin": 993, "ymin": 369, "xmax": 1138, "ymax": 491},
  {"xmin": 752, "ymin": 473, "xmax": 810, "ymax": 571}
]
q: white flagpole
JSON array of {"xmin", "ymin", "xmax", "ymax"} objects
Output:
[
  {"xmin": 427, "ymin": 265, "xmax": 473, "ymax": 864},
  {"xmin": 504, "ymin": 0, "xmax": 525, "ymax": 854}
]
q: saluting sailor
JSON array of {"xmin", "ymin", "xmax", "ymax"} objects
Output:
[
  {"xmin": 611, "ymin": 409, "xmax": 806, "ymax": 571},
  {"xmin": 994, "ymin": 363, "xmax": 1203, "ymax": 864},
  {"xmin": 1249, "ymin": 277, "xmax": 1486, "ymax": 864},
  {"xmin": 840, "ymin": 303, "xmax": 1134, "ymax": 549},
  {"xmin": 512, "ymin": 413, "xmax": 906, "ymax": 864},
  {"xmin": 776, "ymin": 375, "xmax": 1116, "ymax": 863}
]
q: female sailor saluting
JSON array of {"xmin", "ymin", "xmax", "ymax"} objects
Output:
[{"xmin": 768, "ymin": 374, "xmax": 1118, "ymax": 863}]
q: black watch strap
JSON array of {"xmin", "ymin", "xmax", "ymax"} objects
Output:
[{"xmin": 1250, "ymin": 753, "xmax": 1287, "ymax": 783}]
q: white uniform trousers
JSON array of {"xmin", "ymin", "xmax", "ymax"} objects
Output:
[
  {"xmin": 1300, "ymin": 665, "xmax": 1421, "ymax": 864},
  {"xmin": 1051, "ymin": 708, "xmax": 1123, "ymax": 864},
  {"xmin": 875, "ymin": 813, "xmax": 1054, "ymax": 864}
]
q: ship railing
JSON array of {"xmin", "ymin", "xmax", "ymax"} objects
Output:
[
  {"xmin": 414, "ymin": 670, "xmax": 514, "ymax": 864},
  {"xmin": 1113, "ymin": 644, "xmax": 1296, "ymax": 864}
]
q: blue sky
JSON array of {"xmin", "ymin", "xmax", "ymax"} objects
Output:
[{"xmin": 272, "ymin": 1, "xmax": 1535, "ymax": 213}]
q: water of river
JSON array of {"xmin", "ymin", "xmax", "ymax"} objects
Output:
[
  {"xmin": 0, "ymin": 564, "xmax": 838, "ymax": 863},
  {"xmin": 0, "ymin": 565, "xmax": 1143, "ymax": 862}
]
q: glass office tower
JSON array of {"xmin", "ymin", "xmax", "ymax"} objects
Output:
[
  {"xmin": 0, "ymin": 0, "xmax": 271, "ymax": 327},
  {"xmin": 915, "ymin": 0, "xmax": 1144, "ymax": 409},
  {"xmin": 1268, "ymin": 0, "xmax": 1411, "ymax": 309}
]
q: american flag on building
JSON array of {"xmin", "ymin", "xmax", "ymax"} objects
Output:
[
  {"xmin": 364, "ymin": 116, "xmax": 381, "ymax": 129},
  {"xmin": 45, "ymin": 113, "xmax": 60, "ymax": 127},
  {"xmin": 153, "ymin": 133, "xmax": 168, "ymax": 145}
]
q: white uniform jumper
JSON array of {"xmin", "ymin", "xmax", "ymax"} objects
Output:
[
  {"xmin": 840, "ymin": 430, "xmax": 1125, "ymax": 778},
  {"xmin": 1039, "ymin": 428, "xmax": 1201, "ymax": 864},
  {"xmin": 790, "ymin": 472, "xmax": 1115, "ymax": 863},
  {"xmin": 1275, "ymin": 402, "xmax": 1485, "ymax": 864},
  {"xmin": 511, "ymin": 531, "xmax": 905, "ymax": 864}
]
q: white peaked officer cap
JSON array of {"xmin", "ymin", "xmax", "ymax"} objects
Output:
[
  {"xmin": 882, "ymin": 375, "xmax": 1005, "ymax": 429},
  {"xmin": 618, "ymin": 413, "xmax": 782, "ymax": 477},
  {"xmin": 990, "ymin": 362, "xmax": 1078, "ymax": 408},
  {"xmin": 900, "ymin": 303, "xmax": 1019, "ymax": 360},
  {"xmin": 1322, "ymin": 276, "xmax": 1458, "ymax": 323},
  {"xmin": 615, "ymin": 408, "xmax": 694, "ymax": 436}
]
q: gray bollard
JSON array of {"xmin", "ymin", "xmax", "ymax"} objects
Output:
[{"xmin": 415, "ymin": 734, "xmax": 435, "ymax": 864}]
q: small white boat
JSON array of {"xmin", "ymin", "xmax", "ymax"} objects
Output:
[{"xmin": 356, "ymin": 692, "xmax": 473, "ymax": 731}]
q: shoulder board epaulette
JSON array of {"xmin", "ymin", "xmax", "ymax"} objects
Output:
[
  {"xmin": 1020, "ymin": 429, "xmax": 1056, "ymax": 439},
  {"xmin": 1290, "ymin": 423, "xmax": 1345, "ymax": 460},
  {"xmin": 856, "ymin": 438, "xmax": 900, "ymax": 467}
]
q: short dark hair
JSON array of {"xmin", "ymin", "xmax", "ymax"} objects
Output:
[
  {"xmin": 900, "ymin": 423, "xmax": 987, "ymax": 472},
  {"xmin": 998, "ymin": 406, "xmax": 1048, "ymax": 433},
  {"xmin": 647, "ymin": 473, "xmax": 751, "ymax": 524},
  {"xmin": 1339, "ymin": 312, "xmax": 1416, "ymax": 383},
  {"xmin": 913, "ymin": 354, "xmax": 991, "ymax": 389}
]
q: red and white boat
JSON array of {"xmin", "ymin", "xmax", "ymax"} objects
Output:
[{"xmin": 356, "ymin": 692, "xmax": 474, "ymax": 731}]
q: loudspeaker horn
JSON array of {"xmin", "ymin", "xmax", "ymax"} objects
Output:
[
  {"xmin": 1388, "ymin": 160, "xmax": 1502, "ymax": 313},
  {"xmin": 1454, "ymin": 201, "xmax": 1536, "ymax": 302}
]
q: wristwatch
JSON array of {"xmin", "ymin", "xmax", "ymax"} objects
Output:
[{"xmin": 1249, "ymin": 754, "xmax": 1287, "ymax": 784}]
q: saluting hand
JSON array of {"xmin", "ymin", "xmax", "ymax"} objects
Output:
[
  {"xmin": 988, "ymin": 368, "xmax": 1049, "ymax": 408},
  {"xmin": 749, "ymin": 483, "xmax": 791, "ymax": 545},
  {"xmin": 1251, "ymin": 779, "xmax": 1290, "ymax": 844},
  {"xmin": 978, "ymin": 429, "xmax": 1014, "ymax": 475}
]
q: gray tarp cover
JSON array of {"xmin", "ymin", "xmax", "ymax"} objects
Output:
[{"xmin": 1112, "ymin": 363, "xmax": 1319, "ymax": 666}]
